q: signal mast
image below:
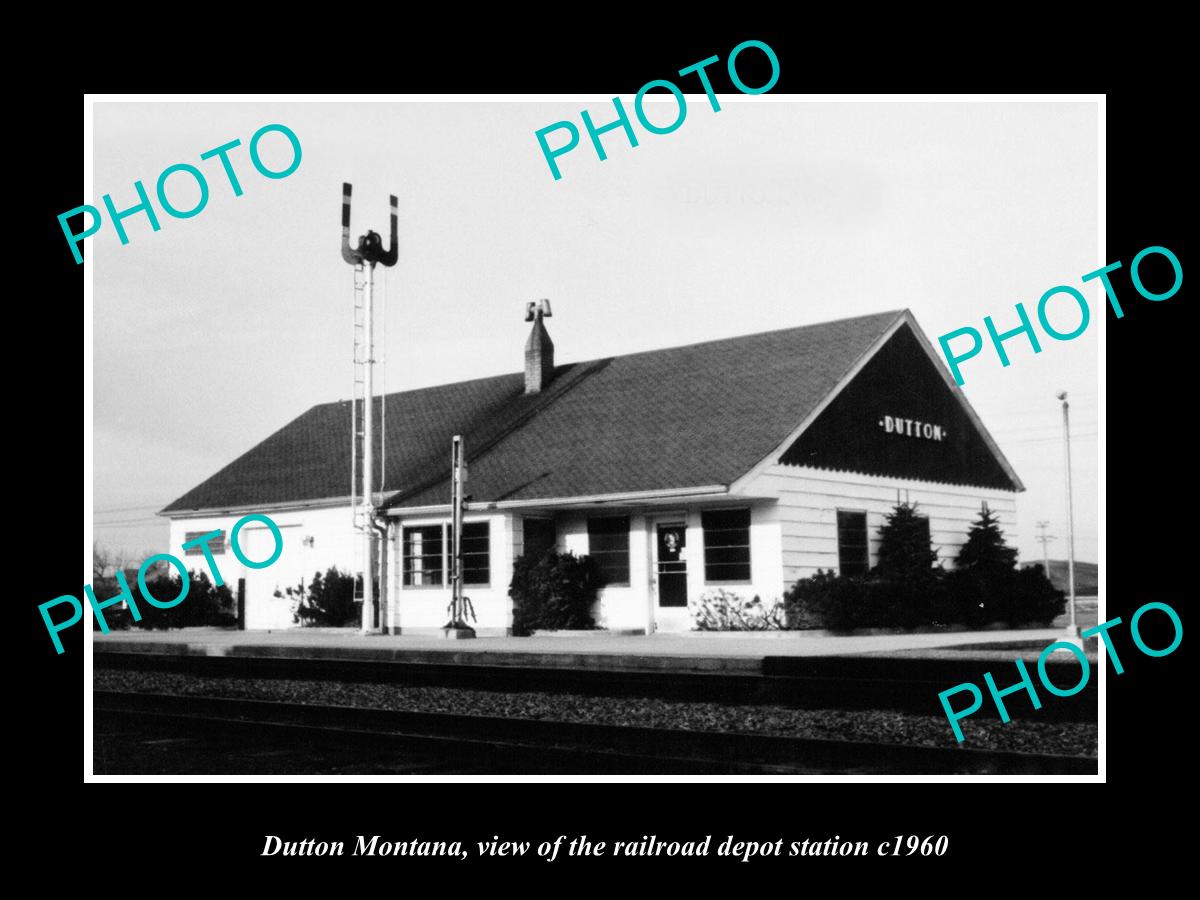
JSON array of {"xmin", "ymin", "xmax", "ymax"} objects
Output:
[{"xmin": 341, "ymin": 183, "xmax": 398, "ymax": 634}]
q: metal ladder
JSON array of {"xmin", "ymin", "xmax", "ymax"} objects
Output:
[{"xmin": 351, "ymin": 263, "xmax": 367, "ymax": 598}]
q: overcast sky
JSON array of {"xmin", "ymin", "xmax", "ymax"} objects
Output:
[{"xmin": 91, "ymin": 99, "xmax": 1099, "ymax": 567}]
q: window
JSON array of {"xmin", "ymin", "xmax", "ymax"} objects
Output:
[
  {"xmin": 461, "ymin": 521, "xmax": 490, "ymax": 586},
  {"xmin": 184, "ymin": 531, "xmax": 225, "ymax": 556},
  {"xmin": 403, "ymin": 522, "xmax": 491, "ymax": 587},
  {"xmin": 522, "ymin": 517, "xmax": 557, "ymax": 562},
  {"xmin": 403, "ymin": 525, "xmax": 444, "ymax": 586},
  {"xmin": 702, "ymin": 508, "xmax": 751, "ymax": 582},
  {"xmin": 836, "ymin": 510, "xmax": 869, "ymax": 576},
  {"xmin": 587, "ymin": 516, "xmax": 630, "ymax": 585}
]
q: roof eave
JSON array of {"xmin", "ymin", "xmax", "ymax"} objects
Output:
[
  {"xmin": 382, "ymin": 484, "xmax": 733, "ymax": 516},
  {"xmin": 158, "ymin": 495, "xmax": 359, "ymax": 519}
]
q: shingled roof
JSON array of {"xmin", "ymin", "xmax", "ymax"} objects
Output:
[{"xmin": 162, "ymin": 310, "xmax": 917, "ymax": 514}]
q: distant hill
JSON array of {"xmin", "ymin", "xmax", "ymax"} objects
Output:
[{"xmin": 1022, "ymin": 559, "xmax": 1098, "ymax": 595}]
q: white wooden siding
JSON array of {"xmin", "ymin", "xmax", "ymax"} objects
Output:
[
  {"xmin": 736, "ymin": 465, "xmax": 1019, "ymax": 589},
  {"xmin": 167, "ymin": 504, "xmax": 360, "ymax": 630},
  {"xmin": 384, "ymin": 511, "xmax": 513, "ymax": 634}
]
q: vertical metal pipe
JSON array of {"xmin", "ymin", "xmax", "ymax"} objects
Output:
[
  {"xmin": 1061, "ymin": 394, "xmax": 1078, "ymax": 636},
  {"xmin": 451, "ymin": 435, "xmax": 463, "ymax": 622},
  {"xmin": 361, "ymin": 262, "xmax": 376, "ymax": 634},
  {"xmin": 391, "ymin": 523, "xmax": 401, "ymax": 635},
  {"xmin": 350, "ymin": 354, "xmax": 355, "ymax": 524},
  {"xmin": 377, "ymin": 520, "xmax": 388, "ymax": 633}
]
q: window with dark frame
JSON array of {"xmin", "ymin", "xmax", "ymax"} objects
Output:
[
  {"xmin": 184, "ymin": 531, "xmax": 225, "ymax": 556},
  {"xmin": 522, "ymin": 517, "xmax": 557, "ymax": 562},
  {"xmin": 461, "ymin": 521, "xmax": 491, "ymax": 586},
  {"xmin": 836, "ymin": 510, "xmax": 869, "ymax": 576},
  {"xmin": 403, "ymin": 525, "xmax": 444, "ymax": 587},
  {"xmin": 587, "ymin": 516, "xmax": 630, "ymax": 585},
  {"xmin": 702, "ymin": 508, "xmax": 752, "ymax": 582}
]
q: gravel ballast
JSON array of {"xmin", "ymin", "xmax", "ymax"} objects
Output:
[{"xmin": 93, "ymin": 669, "xmax": 1098, "ymax": 758}]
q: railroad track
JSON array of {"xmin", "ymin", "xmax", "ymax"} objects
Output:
[
  {"xmin": 95, "ymin": 650, "xmax": 1097, "ymax": 722},
  {"xmin": 94, "ymin": 690, "xmax": 1096, "ymax": 775}
]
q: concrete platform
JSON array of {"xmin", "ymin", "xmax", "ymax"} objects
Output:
[{"xmin": 92, "ymin": 626, "xmax": 1072, "ymax": 673}]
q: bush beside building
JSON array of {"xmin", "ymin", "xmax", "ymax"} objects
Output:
[
  {"xmin": 124, "ymin": 571, "xmax": 237, "ymax": 630},
  {"xmin": 509, "ymin": 550, "xmax": 604, "ymax": 636},
  {"xmin": 691, "ymin": 589, "xmax": 787, "ymax": 631},
  {"xmin": 275, "ymin": 567, "xmax": 361, "ymax": 627},
  {"xmin": 782, "ymin": 503, "xmax": 1064, "ymax": 632}
]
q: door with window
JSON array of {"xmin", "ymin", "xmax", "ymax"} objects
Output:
[{"xmin": 653, "ymin": 520, "xmax": 689, "ymax": 631}]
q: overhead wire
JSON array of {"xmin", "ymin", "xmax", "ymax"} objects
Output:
[
  {"xmin": 94, "ymin": 503, "xmax": 162, "ymax": 514},
  {"xmin": 1005, "ymin": 432, "xmax": 1099, "ymax": 445}
]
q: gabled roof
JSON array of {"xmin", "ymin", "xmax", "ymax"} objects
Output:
[{"xmin": 161, "ymin": 309, "xmax": 1015, "ymax": 516}]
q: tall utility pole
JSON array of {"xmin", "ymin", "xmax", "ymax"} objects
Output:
[
  {"xmin": 1035, "ymin": 520, "xmax": 1056, "ymax": 576},
  {"xmin": 1056, "ymin": 392, "xmax": 1079, "ymax": 643},
  {"xmin": 342, "ymin": 183, "xmax": 398, "ymax": 635}
]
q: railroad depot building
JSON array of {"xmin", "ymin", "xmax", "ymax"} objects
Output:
[{"xmin": 160, "ymin": 309, "xmax": 1024, "ymax": 633}]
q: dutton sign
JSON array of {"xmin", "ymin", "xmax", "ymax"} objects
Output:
[{"xmin": 880, "ymin": 416, "xmax": 946, "ymax": 442}]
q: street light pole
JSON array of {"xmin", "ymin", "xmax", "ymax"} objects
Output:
[{"xmin": 1057, "ymin": 391, "xmax": 1079, "ymax": 643}]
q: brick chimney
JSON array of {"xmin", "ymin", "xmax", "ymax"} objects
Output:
[{"xmin": 524, "ymin": 299, "xmax": 554, "ymax": 394}]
